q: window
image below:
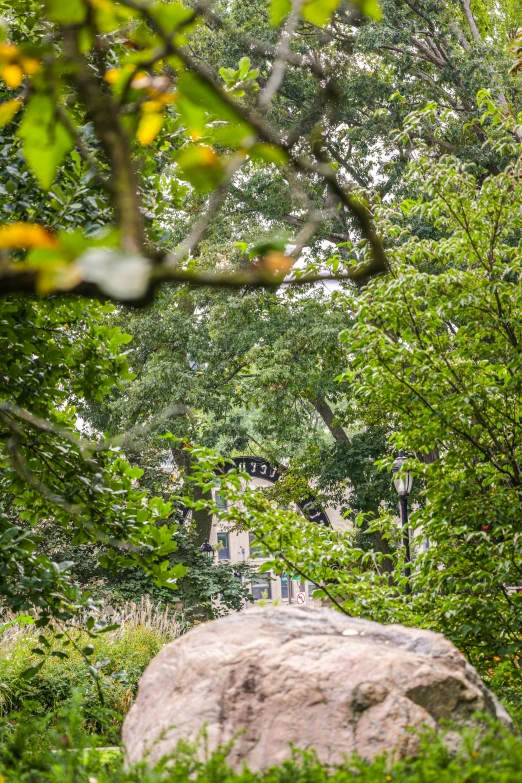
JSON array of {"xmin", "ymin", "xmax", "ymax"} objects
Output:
[
  {"xmin": 215, "ymin": 492, "xmax": 227, "ymax": 509},
  {"xmin": 281, "ymin": 575, "xmax": 288, "ymax": 600},
  {"xmin": 251, "ymin": 575, "xmax": 272, "ymax": 601},
  {"xmin": 217, "ymin": 532, "xmax": 230, "ymax": 560},
  {"xmin": 249, "ymin": 532, "xmax": 263, "ymax": 558},
  {"xmin": 308, "ymin": 582, "xmax": 319, "ymax": 599}
]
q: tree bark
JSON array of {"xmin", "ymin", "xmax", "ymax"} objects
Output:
[
  {"xmin": 459, "ymin": 0, "xmax": 481, "ymax": 42},
  {"xmin": 311, "ymin": 396, "xmax": 394, "ymax": 575},
  {"xmin": 171, "ymin": 445, "xmax": 213, "ymax": 546},
  {"xmin": 311, "ymin": 397, "xmax": 349, "ymax": 442}
]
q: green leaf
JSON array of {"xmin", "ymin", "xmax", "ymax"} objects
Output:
[
  {"xmin": 209, "ymin": 124, "xmax": 254, "ymax": 148},
  {"xmin": 53, "ymin": 560, "xmax": 74, "ymax": 573},
  {"xmin": 94, "ymin": 623, "xmax": 120, "ymax": 633},
  {"xmin": 301, "ymin": 0, "xmax": 340, "ymax": 26},
  {"xmin": 359, "ymin": 0, "xmax": 382, "ymax": 21},
  {"xmin": 238, "ymin": 57, "xmax": 251, "ymax": 79},
  {"xmin": 0, "ymin": 615, "xmax": 34, "ymax": 636},
  {"xmin": 21, "ymin": 662, "xmax": 45, "ymax": 680},
  {"xmin": 178, "ymin": 73, "xmax": 249, "ymax": 128},
  {"xmin": 170, "ymin": 563, "xmax": 188, "ymax": 578},
  {"xmin": 249, "ymin": 143, "xmax": 289, "ymax": 166},
  {"xmin": 50, "ymin": 650, "xmax": 69, "ymax": 659},
  {"xmin": 270, "ymin": 0, "xmax": 291, "ymax": 25},
  {"xmin": 248, "ymin": 238, "xmax": 288, "ymax": 258},
  {"xmin": 45, "ymin": 0, "xmax": 86, "ymax": 23},
  {"xmin": 18, "ymin": 95, "xmax": 74, "ymax": 190},
  {"xmin": 219, "ymin": 67, "xmax": 237, "ymax": 83},
  {"xmin": 151, "ymin": 2, "xmax": 193, "ymax": 32}
]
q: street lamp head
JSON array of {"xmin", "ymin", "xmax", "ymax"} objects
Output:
[
  {"xmin": 199, "ymin": 539, "xmax": 215, "ymax": 558},
  {"xmin": 391, "ymin": 452, "xmax": 413, "ymax": 496}
]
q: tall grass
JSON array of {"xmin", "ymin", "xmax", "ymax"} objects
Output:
[
  {"xmin": 103, "ymin": 596, "xmax": 185, "ymax": 640},
  {"xmin": 0, "ymin": 595, "xmax": 184, "ymax": 647}
]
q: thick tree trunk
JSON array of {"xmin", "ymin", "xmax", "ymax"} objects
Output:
[
  {"xmin": 311, "ymin": 397, "xmax": 349, "ymax": 442},
  {"xmin": 171, "ymin": 445, "xmax": 213, "ymax": 547},
  {"xmin": 192, "ymin": 483, "xmax": 213, "ymax": 546},
  {"xmin": 311, "ymin": 396, "xmax": 394, "ymax": 575}
]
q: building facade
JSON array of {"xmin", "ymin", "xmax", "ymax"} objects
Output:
[{"xmin": 207, "ymin": 457, "xmax": 348, "ymax": 607}]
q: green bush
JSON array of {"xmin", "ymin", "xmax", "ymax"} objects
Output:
[
  {"xmin": 1, "ymin": 698, "xmax": 522, "ymax": 783},
  {"xmin": 0, "ymin": 623, "xmax": 168, "ymax": 743},
  {"xmin": 483, "ymin": 661, "xmax": 522, "ymax": 729}
]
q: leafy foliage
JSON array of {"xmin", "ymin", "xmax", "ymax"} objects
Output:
[
  {"xmin": 342, "ymin": 122, "xmax": 522, "ymax": 672},
  {"xmin": 168, "ymin": 102, "xmax": 522, "ymax": 683},
  {"xmin": 0, "ymin": 625, "xmax": 165, "ymax": 743},
  {"xmin": 0, "ymin": 0, "xmax": 388, "ymax": 300},
  {"xmin": 0, "ymin": 290, "xmax": 190, "ymax": 634},
  {"xmin": 1, "ymin": 697, "xmax": 522, "ymax": 782}
]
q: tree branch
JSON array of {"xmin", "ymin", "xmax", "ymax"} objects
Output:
[{"xmin": 459, "ymin": 0, "xmax": 481, "ymax": 42}]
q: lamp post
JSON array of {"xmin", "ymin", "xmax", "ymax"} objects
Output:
[
  {"xmin": 199, "ymin": 539, "xmax": 215, "ymax": 559},
  {"xmin": 391, "ymin": 452, "xmax": 413, "ymax": 595}
]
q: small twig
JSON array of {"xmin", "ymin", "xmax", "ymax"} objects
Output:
[
  {"xmin": 165, "ymin": 151, "xmax": 249, "ymax": 268},
  {"xmin": 251, "ymin": 529, "xmax": 352, "ymax": 616},
  {"xmin": 55, "ymin": 105, "xmax": 111, "ymax": 190}
]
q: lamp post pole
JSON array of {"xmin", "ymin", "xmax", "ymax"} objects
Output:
[
  {"xmin": 391, "ymin": 451, "xmax": 413, "ymax": 596},
  {"xmin": 398, "ymin": 494, "xmax": 411, "ymax": 593}
]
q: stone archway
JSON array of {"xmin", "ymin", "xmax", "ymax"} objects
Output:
[{"xmin": 229, "ymin": 456, "xmax": 331, "ymax": 527}]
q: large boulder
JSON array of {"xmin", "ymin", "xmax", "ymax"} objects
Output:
[{"xmin": 123, "ymin": 606, "xmax": 512, "ymax": 769}]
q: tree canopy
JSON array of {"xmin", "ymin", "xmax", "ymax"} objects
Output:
[{"xmin": 0, "ymin": 0, "xmax": 522, "ymax": 693}]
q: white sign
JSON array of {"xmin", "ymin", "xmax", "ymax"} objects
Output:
[{"xmin": 296, "ymin": 592, "xmax": 306, "ymax": 604}]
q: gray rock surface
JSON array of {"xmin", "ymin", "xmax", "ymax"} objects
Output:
[{"xmin": 123, "ymin": 606, "xmax": 512, "ymax": 769}]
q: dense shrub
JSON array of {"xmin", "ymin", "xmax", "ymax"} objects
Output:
[
  {"xmin": 0, "ymin": 600, "xmax": 182, "ymax": 742},
  {"xmin": 0, "ymin": 701, "xmax": 522, "ymax": 783},
  {"xmin": 483, "ymin": 661, "xmax": 522, "ymax": 729}
]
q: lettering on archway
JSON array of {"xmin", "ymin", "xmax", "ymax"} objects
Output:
[{"xmin": 230, "ymin": 456, "xmax": 331, "ymax": 528}]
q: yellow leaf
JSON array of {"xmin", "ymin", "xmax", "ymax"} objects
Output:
[
  {"xmin": 141, "ymin": 100, "xmax": 163, "ymax": 113},
  {"xmin": 0, "ymin": 99, "xmax": 21, "ymax": 127},
  {"xmin": 0, "ymin": 44, "xmax": 18, "ymax": 63},
  {"xmin": 37, "ymin": 262, "xmax": 83, "ymax": 296},
  {"xmin": 0, "ymin": 222, "xmax": 57, "ymax": 249},
  {"xmin": 264, "ymin": 251, "xmax": 294, "ymax": 275},
  {"xmin": 136, "ymin": 112, "xmax": 164, "ymax": 145},
  {"xmin": 157, "ymin": 92, "xmax": 177, "ymax": 105},
  {"xmin": 2, "ymin": 64, "xmax": 23, "ymax": 89},
  {"xmin": 198, "ymin": 146, "xmax": 217, "ymax": 165},
  {"xmin": 20, "ymin": 57, "xmax": 40, "ymax": 75},
  {"xmin": 104, "ymin": 68, "xmax": 120, "ymax": 84}
]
